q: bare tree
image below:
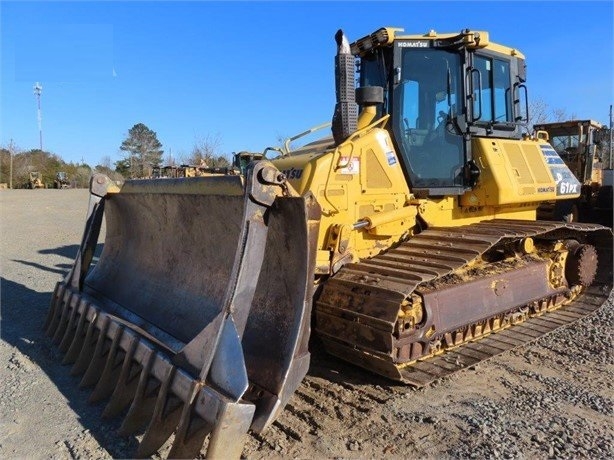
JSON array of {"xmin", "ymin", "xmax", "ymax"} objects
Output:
[
  {"xmin": 551, "ymin": 107, "xmax": 577, "ymax": 123},
  {"xmin": 528, "ymin": 97, "xmax": 577, "ymax": 132},
  {"xmin": 95, "ymin": 156, "xmax": 124, "ymax": 184},
  {"xmin": 165, "ymin": 151, "xmax": 176, "ymax": 167},
  {"xmin": 187, "ymin": 133, "xmax": 229, "ymax": 167},
  {"xmin": 528, "ymin": 97, "xmax": 550, "ymax": 131},
  {"xmin": 99, "ymin": 155, "xmax": 112, "ymax": 170},
  {"xmin": 73, "ymin": 166, "xmax": 93, "ymax": 188}
]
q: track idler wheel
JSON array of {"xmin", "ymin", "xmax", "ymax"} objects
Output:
[{"xmin": 565, "ymin": 242, "xmax": 598, "ymax": 287}]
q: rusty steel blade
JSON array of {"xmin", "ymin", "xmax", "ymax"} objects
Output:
[{"xmin": 44, "ymin": 165, "xmax": 320, "ymax": 458}]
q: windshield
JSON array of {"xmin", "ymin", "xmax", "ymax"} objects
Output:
[
  {"xmin": 392, "ymin": 47, "xmax": 465, "ymax": 189},
  {"xmin": 549, "ymin": 134, "xmax": 582, "ymax": 156}
]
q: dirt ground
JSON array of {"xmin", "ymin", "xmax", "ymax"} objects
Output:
[{"xmin": 1, "ymin": 189, "xmax": 613, "ymax": 459}]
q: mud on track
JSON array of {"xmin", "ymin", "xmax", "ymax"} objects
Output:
[{"xmin": 1, "ymin": 189, "xmax": 612, "ymax": 459}]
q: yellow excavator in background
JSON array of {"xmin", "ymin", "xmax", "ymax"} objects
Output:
[{"xmin": 45, "ymin": 27, "xmax": 612, "ymax": 458}]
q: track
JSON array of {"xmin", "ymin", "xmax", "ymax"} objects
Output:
[
  {"xmin": 315, "ymin": 219, "xmax": 613, "ymax": 384},
  {"xmin": 246, "ymin": 283, "xmax": 612, "ymax": 457},
  {"xmin": 396, "ymin": 285, "xmax": 609, "ymax": 385}
]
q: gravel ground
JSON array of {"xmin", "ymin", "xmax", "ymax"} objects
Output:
[{"xmin": 1, "ymin": 188, "xmax": 613, "ymax": 459}]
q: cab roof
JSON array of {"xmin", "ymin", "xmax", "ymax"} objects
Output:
[{"xmin": 351, "ymin": 27, "xmax": 524, "ymax": 59}]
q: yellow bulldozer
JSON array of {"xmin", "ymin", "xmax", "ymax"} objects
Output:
[
  {"xmin": 27, "ymin": 171, "xmax": 45, "ymax": 189},
  {"xmin": 534, "ymin": 119, "xmax": 613, "ymax": 227},
  {"xmin": 45, "ymin": 27, "xmax": 612, "ymax": 458}
]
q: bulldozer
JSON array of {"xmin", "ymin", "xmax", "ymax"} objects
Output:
[
  {"xmin": 45, "ymin": 27, "xmax": 612, "ymax": 458},
  {"xmin": 534, "ymin": 119, "xmax": 612, "ymax": 226},
  {"xmin": 54, "ymin": 171, "xmax": 70, "ymax": 189},
  {"xmin": 231, "ymin": 151, "xmax": 264, "ymax": 175},
  {"xmin": 27, "ymin": 171, "xmax": 45, "ymax": 189}
]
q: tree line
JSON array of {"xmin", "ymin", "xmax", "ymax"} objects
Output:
[
  {"xmin": 0, "ymin": 123, "xmax": 232, "ymax": 187},
  {"xmin": 0, "ymin": 147, "xmax": 93, "ymax": 189},
  {"xmin": 115, "ymin": 123, "xmax": 231, "ymax": 179}
]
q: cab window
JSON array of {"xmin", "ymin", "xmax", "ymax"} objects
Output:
[{"xmin": 473, "ymin": 55, "xmax": 512, "ymax": 123}]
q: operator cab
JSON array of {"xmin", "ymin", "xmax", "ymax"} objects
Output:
[{"xmin": 354, "ymin": 28, "xmax": 528, "ymax": 195}]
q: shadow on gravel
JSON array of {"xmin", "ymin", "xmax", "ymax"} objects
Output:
[
  {"xmin": 1, "ymin": 244, "xmax": 137, "ymax": 458},
  {"xmin": 40, "ymin": 244, "xmax": 82, "ymax": 259},
  {"xmin": 10, "ymin": 260, "xmax": 70, "ymax": 276},
  {"xmin": 306, "ymin": 336, "xmax": 403, "ymax": 389},
  {"xmin": 2, "ymin": 240, "xmax": 396, "ymax": 456},
  {"xmin": 39, "ymin": 243, "xmax": 104, "ymax": 261}
]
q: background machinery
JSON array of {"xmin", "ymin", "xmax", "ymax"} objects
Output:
[
  {"xmin": 27, "ymin": 171, "xmax": 45, "ymax": 189},
  {"xmin": 54, "ymin": 171, "xmax": 70, "ymax": 189},
  {"xmin": 534, "ymin": 119, "xmax": 612, "ymax": 226},
  {"xmin": 232, "ymin": 151, "xmax": 264, "ymax": 175},
  {"xmin": 46, "ymin": 27, "xmax": 612, "ymax": 458}
]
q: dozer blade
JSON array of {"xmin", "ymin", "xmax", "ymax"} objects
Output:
[{"xmin": 45, "ymin": 163, "xmax": 321, "ymax": 458}]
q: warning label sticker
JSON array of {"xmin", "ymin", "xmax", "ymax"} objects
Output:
[
  {"xmin": 386, "ymin": 151, "xmax": 397, "ymax": 166},
  {"xmin": 338, "ymin": 157, "xmax": 360, "ymax": 175}
]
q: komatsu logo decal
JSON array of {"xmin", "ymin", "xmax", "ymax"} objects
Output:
[
  {"xmin": 281, "ymin": 168, "xmax": 303, "ymax": 180},
  {"xmin": 540, "ymin": 145, "xmax": 581, "ymax": 196},
  {"xmin": 398, "ymin": 41, "xmax": 429, "ymax": 48}
]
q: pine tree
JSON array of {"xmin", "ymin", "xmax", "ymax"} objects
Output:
[{"xmin": 119, "ymin": 123, "xmax": 164, "ymax": 178}]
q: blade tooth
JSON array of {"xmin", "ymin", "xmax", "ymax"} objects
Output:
[
  {"xmin": 137, "ymin": 365, "xmax": 184, "ymax": 457},
  {"xmin": 46, "ymin": 286, "xmax": 69, "ymax": 337},
  {"xmin": 103, "ymin": 333, "xmax": 140, "ymax": 419},
  {"xmin": 209, "ymin": 317, "xmax": 249, "ymax": 400},
  {"xmin": 43, "ymin": 283, "xmax": 62, "ymax": 332},
  {"xmin": 70, "ymin": 310, "xmax": 100, "ymax": 375},
  {"xmin": 80, "ymin": 315, "xmax": 111, "ymax": 388},
  {"xmin": 205, "ymin": 400, "xmax": 255, "ymax": 459},
  {"xmin": 63, "ymin": 302, "xmax": 92, "ymax": 364},
  {"xmin": 167, "ymin": 388, "xmax": 218, "ymax": 459},
  {"xmin": 118, "ymin": 348, "xmax": 159, "ymax": 436},
  {"xmin": 46, "ymin": 295, "xmax": 66, "ymax": 339},
  {"xmin": 52, "ymin": 292, "xmax": 74, "ymax": 344},
  {"xmin": 59, "ymin": 299, "xmax": 87, "ymax": 352},
  {"xmin": 89, "ymin": 325, "xmax": 125, "ymax": 403}
]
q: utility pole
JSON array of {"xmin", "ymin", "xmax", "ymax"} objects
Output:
[
  {"xmin": 609, "ymin": 104, "xmax": 613, "ymax": 170},
  {"xmin": 8, "ymin": 139, "xmax": 14, "ymax": 189},
  {"xmin": 33, "ymin": 82, "xmax": 43, "ymax": 151}
]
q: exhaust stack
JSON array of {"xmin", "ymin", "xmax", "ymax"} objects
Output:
[{"xmin": 331, "ymin": 29, "xmax": 358, "ymax": 145}]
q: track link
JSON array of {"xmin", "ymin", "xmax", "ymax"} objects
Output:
[{"xmin": 315, "ymin": 219, "xmax": 612, "ymax": 385}]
